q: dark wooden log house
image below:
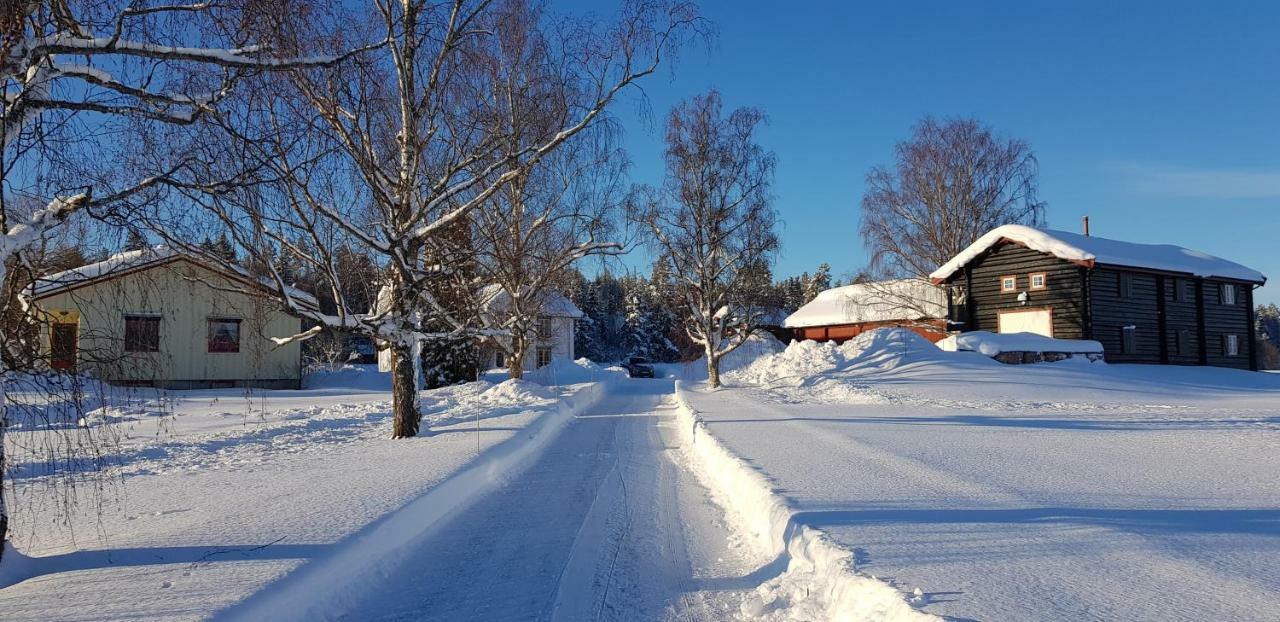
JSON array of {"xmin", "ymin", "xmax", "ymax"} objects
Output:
[{"xmin": 930, "ymin": 225, "xmax": 1267, "ymax": 370}]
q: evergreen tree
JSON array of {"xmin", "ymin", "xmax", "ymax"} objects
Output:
[
  {"xmin": 804, "ymin": 263, "xmax": 832, "ymax": 302},
  {"xmin": 123, "ymin": 229, "xmax": 149, "ymax": 252}
]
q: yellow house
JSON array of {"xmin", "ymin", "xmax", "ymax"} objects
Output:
[{"xmin": 26, "ymin": 248, "xmax": 316, "ymax": 389}]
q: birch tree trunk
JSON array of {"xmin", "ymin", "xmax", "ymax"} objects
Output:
[
  {"xmin": 390, "ymin": 342, "xmax": 420, "ymax": 439},
  {"xmin": 508, "ymin": 331, "xmax": 528, "ymax": 380}
]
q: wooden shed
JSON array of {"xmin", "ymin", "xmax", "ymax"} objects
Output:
[
  {"xmin": 785, "ymin": 279, "xmax": 948, "ymax": 343},
  {"xmin": 930, "ymin": 225, "xmax": 1267, "ymax": 370}
]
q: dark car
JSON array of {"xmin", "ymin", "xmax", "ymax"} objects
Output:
[{"xmin": 622, "ymin": 356, "xmax": 655, "ymax": 378}]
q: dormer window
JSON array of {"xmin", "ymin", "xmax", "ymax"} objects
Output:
[{"xmin": 1000, "ymin": 275, "xmax": 1017, "ymax": 293}]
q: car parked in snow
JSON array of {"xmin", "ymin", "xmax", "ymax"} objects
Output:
[{"xmin": 622, "ymin": 356, "xmax": 655, "ymax": 378}]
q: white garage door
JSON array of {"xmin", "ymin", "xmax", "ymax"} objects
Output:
[{"xmin": 998, "ymin": 309, "xmax": 1053, "ymax": 337}]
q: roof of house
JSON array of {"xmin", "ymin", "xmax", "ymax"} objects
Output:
[
  {"xmin": 784, "ymin": 279, "xmax": 947, "ymax": 328},
  {"xmin": 477, "ymin": 284, "xmax": 583, "ymax": 319},
  {"xmin": 929, "ymin": 224, "xmax": 1266, "ymax": 285},
  {"xmin": 29, "ymin": 246, "xmax": 320, "ymax": 308}
]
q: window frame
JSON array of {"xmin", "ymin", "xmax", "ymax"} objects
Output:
[
  {"xmin": 536, "ymin": 346, "xmax": 553, "ymax": 368},
  {"xmin": 999, "ymin": 275, "xmax": 1018, "ymax": 293},
  {"xmin": 536, "ymin": 316, "xmax": 553, "ymax": 340},
  {"xmin": 1174, "ymin": 278, "xmax": 1191, "ymax": 303},
  {"xmin": 207, "ymin": 317, "xmax": 243, "ymax": 353},
  {"xmin": 1118, "ymin": 273, "xmax": 1135, "ymax": 299},
  {"xmin": 1221, "ymin": 283, "xmax": 1237, "ymax": 305},
  {"xmin": 1224, "ymin": 334, "xmax": 1240, "ymax": 357},
  {"xmin": 123, "ymin": 314, "xmax": 161, "ymax": 353},
  {"xmin": 1028, "ymin": 272, "xmax": 1047, "ymax": 291}
]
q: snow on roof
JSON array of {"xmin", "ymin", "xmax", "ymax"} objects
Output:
[
  {"xmin": 477, "ymin": 284, "xmax": 583, "ymax": 318},
  {"xmin": 30, "ymin": 246, "xmax": 319, "ymax": 307},
  {"xmin": 930, "ymin": 224, "xmax": 1266, "ymax": 284},
  {"xmin": 784, "ymin": 279, "xmax": 946, "ymax": 328}
]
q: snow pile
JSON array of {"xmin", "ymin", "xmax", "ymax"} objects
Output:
[
  {"xmin": 303, "ymin": 364, "xmax": 392, "ymax": 391},
  {"xmin": 674, "ymin": 382, "xmax": 938, "ymax": 622},
  {"xmin": 930, "ymin": 224, "xmax": 1266, "ymax": 284},
  {"xmin": 936, "ymin": 331, "xmax": 1104, "ymax": 356},
  {"xmin": 478, "ymin": 378, "xmax": 556, "ymax": 404},
  {"xmin": 523, "ymin": 358, "xmax": 625, "ymax": 386},
  {"xmin": 731, "ymin": 328, "xmax": 993, "ymax": 386}
]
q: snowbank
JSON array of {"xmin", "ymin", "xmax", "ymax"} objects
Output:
[
  {"xmin": 936, "ymin": 331, "xmax": 1104, "ymax": 357},
  {"xmin": 303, "ymin": 364, "xmax": 392, "ymax": 391},
  {"xmin": 522, "ymin": 357, "xmax": 626, "ymax": 386},
  {"xmin": 673, "ymin": 382, "xmax": 937, "ymax": 622},
  {"xmin": 660, "ymin": 331, "xmax": 787, "ymax": 382},
  {"xmin": 731, "ymin": 328, "xmax": 994, "ymax": 386}
]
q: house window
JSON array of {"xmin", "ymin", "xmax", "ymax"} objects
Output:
[
  {"xmin": 536, "ymin": 346, "xmax": 553, "ymax": 368},
  {"xmin": 1120, "ymin": 325, "xmax": 1137, "ymax": 354},
  {"xmin": 207, "ymin": 318, "xmax": 242, "ymax": 353},
  {"xmin": 495, "ymin": 351, "xmax": 506, "ymax": 368},
  {"xmin": 1224, "ymin": 334, "xmax": 1240, "ymax": 357},
  {"xmin": 999, "ymin": 275, "xmax": 1017, "ymax": 293},
  {"xmin": 1174, "ymin": 279, "xmax": 1191, "ymax": 303},
  {"xmin": 1029, "ymin": 272, "xmax": 1047, "ymax": 290},
  {"xmin": 1118, "ymin": 273, "xmax": 1134, "ymax": 299},
  {"xmin": 1221, "ymin": 283, "xmax": 1237, "ymax": 305},
  {"xmin": 1176, "ymin": 329, "xmax": 1192, "ymax": 356},
  {"xmin": 124, "ymin": 315, "xmax": 161, "ymax": 352},
  {"xmin": 536, "ymin": 316, "xmax": 553, "ymax": 340}
]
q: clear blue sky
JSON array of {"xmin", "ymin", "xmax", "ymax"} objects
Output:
[{"xmin": 575, "ymin": 1, "xmax": 1280, "ymax": 305}]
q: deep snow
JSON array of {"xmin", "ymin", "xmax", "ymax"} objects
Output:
[{"xmin": 683, "ymin": 329, "xmax": 1280, "ymax": 621}]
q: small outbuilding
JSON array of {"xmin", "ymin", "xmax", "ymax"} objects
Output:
[
  {"xmin": 784, "ymin": 279, "xmax": 948, "ymax": 343},
  {"xmin": 27, "ymin": 247, "xmax": 316, "ymax": 388},
  {"xmin": 930, "ymin": 225, "xmax": 1267, "ymax": 370}
]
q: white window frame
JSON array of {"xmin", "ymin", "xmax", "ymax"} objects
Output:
[
  {"xmin": 536, "ymin": 316, "xmax": 553, "ymax": 340},
  {"xmin": 1000, "ymin": 275, "xmax": 1017, "ymax": 293},
  {"xmin": 536, "ymin": 346, "xmax": 553, "ymax": 368},
  {"xmin": 1029, "ymin": 272, "xmax": 1047, "ymax": 291},
  {"xmin": 1221, "ymin": 283, "xmax": 1237, "ymax": 305},
  {"xmin": 1224, "ymin": 334, "xmax": 1239, "ymax": 357}
]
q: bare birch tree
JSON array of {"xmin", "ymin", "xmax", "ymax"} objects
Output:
[
  {"xmin": 140, "ymin": 0, "xmax": 704, "ymax": 437},
  {"xmin": 634, "ymin": 89, "xmax": 777, "ymax": 389},
  {"xmin": 860, "ymin": 116, "xmax": 1046, "ymax": 279},
  {"xmin": 0, "ymin": 0, "xmax": 372, "ymax": 565},
  {"xmin": 468, "ymin": 3, "xmax": 630, "ymax": 378}
]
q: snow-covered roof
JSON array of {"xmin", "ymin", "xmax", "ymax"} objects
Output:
[
  {"xmin": 930, "ymin": 225, "xmax": 1266, "ymax": 284},
  {"xmin": 477, "ymin": 284, "xmax": 583, "ymax": 319},
  {"xmin": 29, "ymin": 246, "xmax": 319, "ymax": 307},
  {"xmin": 784, "ymin": 279, "xmax": 946, "ymax": 328}
]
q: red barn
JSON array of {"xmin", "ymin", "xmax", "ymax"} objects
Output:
[{"xmin": 785, "ymin": 279, "xmax": 948, "ymax": 344}]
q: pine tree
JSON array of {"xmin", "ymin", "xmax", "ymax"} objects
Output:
[
  {"xmin": 804, "ymin": 263, "xmax": 832, "ymax": 303},
  {"xmin": 123, "ymin": 229, "xmax": 149, "ymax": 252}
]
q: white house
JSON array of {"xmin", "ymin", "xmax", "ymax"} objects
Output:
[{"xmin": 477, "ymin": 285, "xmax": 583, "ymax": 371}]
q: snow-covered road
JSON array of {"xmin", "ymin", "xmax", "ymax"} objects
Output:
[{"xmin": 338, "ymin": 379, "xmax": 758, "ymax": 621}]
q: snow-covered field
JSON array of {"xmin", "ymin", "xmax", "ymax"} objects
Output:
[
  {"xmin": 681, "ymin": 329, "xmax": 1280, "ymax": 621},
  {"xmin": 6, "ymin": 336, "xmax": 1279, "ymax": 621}
]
